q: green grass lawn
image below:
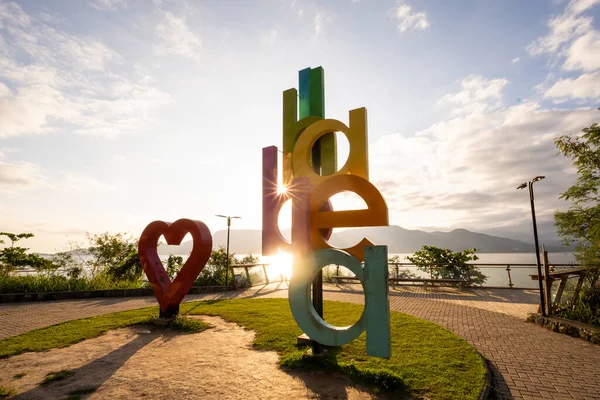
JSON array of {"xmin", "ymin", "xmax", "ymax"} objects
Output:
[{"xmin": 0, "ymin": 298, "xmax": 486, "ymax": 399}]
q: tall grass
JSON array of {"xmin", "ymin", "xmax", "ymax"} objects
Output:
[{"xmin": 0, "ymin": 274, "xmax": 146, "ymax": 294}]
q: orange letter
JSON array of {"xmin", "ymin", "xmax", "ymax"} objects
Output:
[{"xmin": 310, "ymin": 174, "xmax": 388, "ymax": 261}]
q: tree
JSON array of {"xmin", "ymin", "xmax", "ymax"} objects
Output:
[
  {"xmin": 406, "ymin": 246, "xmax": 487, "ymax": 286},
  {"xmin": 0, "ymin": 232, "xmax": 57, "ymax": 276},
  {"xmin": 554, "ymin": 123, "xmax": 600, "ymax": 286},
  {"xmin": 52, "ymin": 232, "xmax": 143, "ymax": 281},
  {"xmin": 194, "ymin": 247, "xmax": 259, "ymax": 286}
]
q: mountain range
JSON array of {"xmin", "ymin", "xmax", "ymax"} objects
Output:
[{"xmin": 157, "ymin": 225, "xmax": 573, "ymax": 255}]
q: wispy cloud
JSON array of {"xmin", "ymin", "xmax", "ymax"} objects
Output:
[
  {"xmin": 544, "ymin": 71, "xmax": 600, "ymax": 101},
  {"xmin": 511, "ymin": 57, "xmax": 520, "ymax": 64},
  {"xmin": 155, "ymin": 11, "xmax": 203, "ymax": 64},
  {"xmin": 528, "ymin": 0, "xmax": 600, "ymax": 102},
  {"xmin": 372, "ymin": 74, "xmax": 598, "ymax": 233},
  {"xmin": 89, "ymin": 0, "xmax": 127, "ymax": 11},
  {"xmin": 61, "ymin": 173, "xmax": 116, "ymax": 192},
  {"xmin": 438, "ymin": 75, "xmax": 508, "ymax": 115},
  {"xmin": 262, "ymin": 28, "xmax": 279, "ymax": 45},
  {"xmin": 313, "ymin": 12, "xmax": 331, "ymax": 38},
  {"xmin": 391, "ymin": 1, "xmax": 429, "ymax": 33},
  {"xmin": 0, "ymin": 161, "xmax": 45, "ymax": 189},
  {"xmin": 526, "ymin": 0, "xmax": 598, "ymax": 56},
  {"xmin": 0, "ymin": 2, "xmax": 171, "ymax": 139}
]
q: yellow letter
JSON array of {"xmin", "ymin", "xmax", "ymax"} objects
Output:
[{"xmin": 292, "ymin": 107, "xmax": 368, "ymax": 186}]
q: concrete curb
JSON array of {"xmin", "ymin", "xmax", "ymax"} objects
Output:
[
  {"xmin": 527, "ymin": 313, "xmax": 600, "ymax": 344},
  {"xmin": 478, "ymin": 357, "xmax": 493, "ymax": 400},
  {"xmin": 0, "ymin": 286, "xmax": 232, "ymax": 303}
]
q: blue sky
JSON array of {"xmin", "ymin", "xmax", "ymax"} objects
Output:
[{"xmin": 1, "ymin": 0, "xmax": 599, "ymax": 252}]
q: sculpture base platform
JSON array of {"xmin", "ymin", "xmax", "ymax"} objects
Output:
[{"xmin": 297, "ymin": 333, "xmax": 311, "ymax": 346}]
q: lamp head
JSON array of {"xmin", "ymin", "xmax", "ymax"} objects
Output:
[
  {"xmin": 516, "ymin": 183, "xmax": 527, "ymax": 190},
  {"xmin": 532, "ymin": 176, "xmax": 545, "ymax": 182}
]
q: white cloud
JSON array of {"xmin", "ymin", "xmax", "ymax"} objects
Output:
[
  {"xmin": 527, "ymin": 0, "xmax": 597, "ymax": 56},
  {"xmin": 511, "ymin": 57, "xmax": 520, "ymax": 64},
  {"xmin": 563, "ymin": 30, "xmax": 600, "ymax": 71},
  {"xmin": 290, "ymin": 0, "xmax": 304, "ymax": 17},
  {"xmin": 155, "ymin": 11, "xmax": 202, "ymax": 64},
  {"xmin": 371, "ymin": 74, "xmax": 599, "ymax": 232},
  {"xmin": 262, "ymin": 28, "xmax": 278, "ymax": 45},
  {"xmin": 0, "ymin": 2, "xmax": 171, "ymax": 139},
  {"xmin": 544, "ymin": 71, "xmax": 600, "ymax": 100},
  {"xmin": 438, "ymin": 75, "xmax": 508, "ymax": 115},
  {"xmin": 0, "ymin": 161, "xmax": 45, "ymax": 188},
  {"xmin": 61, "ymin": 173, "xmax": 116, "ymax": 192},
  {"xmin": 0, "ymin": 147, "xmax": 17, "ymax": 159},
  {"xmin": 391, "ymin": 2, "xmax": 429, "ymax": 33},
  {"xmin": 567, "ymin": 0, "xmax": 600, "ymax": 15},
  {"xmin": 0, "ymin": 82, "xmax": 11, "ymax": 97},
  {"xmin": 89, "ymin": 0, "xmax": 127, "ymax": 11},
  {"xmin": 313, "ymin": 12, "xmax": 331, "ymax": 38}
]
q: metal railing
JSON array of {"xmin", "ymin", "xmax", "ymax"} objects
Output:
[{"xmin": 382, "ymin": 262, "xmax": 582, "ymax": 289}]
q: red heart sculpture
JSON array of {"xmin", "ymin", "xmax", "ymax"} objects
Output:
[{"xmin": 138, "ymin": 219, "xmax": 212, "ymax": 316}]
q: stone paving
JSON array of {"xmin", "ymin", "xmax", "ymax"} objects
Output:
[{"xmin": 1, "ymin": 283, "xmax": 599, "ymax": 399}]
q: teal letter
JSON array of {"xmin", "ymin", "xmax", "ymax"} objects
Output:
[{"xmin": 288, "ymin": 246, "xmax": 390, "ymax": 358}]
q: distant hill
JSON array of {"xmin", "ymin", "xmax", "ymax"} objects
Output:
[{"xmin": 157, "ymin": 225, "xmax": 574, "ymax": 255}]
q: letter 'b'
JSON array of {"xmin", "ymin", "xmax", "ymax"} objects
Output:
[{"xmin": 288, "ymin": 246, "xmax": 391, "ymax": 358}]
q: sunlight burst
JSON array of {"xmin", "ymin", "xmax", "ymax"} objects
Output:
[{"xmin": 265, "ymin": 250, "xmax": 293, "ymax": 280}]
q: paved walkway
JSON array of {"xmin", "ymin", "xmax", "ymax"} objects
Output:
[{"xmin": 1, "ymin": 283, "xmax": 599, "ymax": 399}]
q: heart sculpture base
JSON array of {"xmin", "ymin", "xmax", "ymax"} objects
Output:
[
  {"xmin": 159, "ymin": 304, "xmax": 180, "ymax": 319},
  {"xmin": 138, "ymin": 218, "xmax": 213, "ymax": 316}
]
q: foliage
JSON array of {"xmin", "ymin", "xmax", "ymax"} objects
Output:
[
  {"xmin": 165, "ymin": 255, "xmax": 184, "ymax": 279},
  {"xmin": 558, "ymin": 285, "xmax": 600, "ymax": 328},
  {"xmin": 0, "ymin": 274, "xmax": 145, "ymax": 294},
  {"xmin": 0, "ymin": 299, "xmax": 486, "ymax": 399},
  {"xmin": 194, "ymin": 246, "xmax": 259, "ymax": 286},
  {"xmin": 0, "ymin": 232, "xmax": 57, "ymax": 277},
  {"xmin": 554, "ymin": 123, "xmax": 600, "ymax": 286},
  {"xmin": 85, "ymin": 232, "xmax": 142, "ymax": 280},
  {"xmin": 406, "ymin": 246, "xmax": 486, "ymax": 285},
  {"xmin": 0, "ymin": 386, "xmax": 15, "ymax": 398},
  {"xmin": 388, "ymin": 255, "xmax": 418, "ymax": 279},
  {"xmin": 0, "ymin": 308, "xmax": 157, "ymax": 358}
]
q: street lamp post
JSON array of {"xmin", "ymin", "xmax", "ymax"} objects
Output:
[
  {"xmin": 517, "ymin": 176, "xmax": 546, "ymax": 316},
  {"xmin": 215, "ymin": 214, "xmax": 241, "ymax": 288}
]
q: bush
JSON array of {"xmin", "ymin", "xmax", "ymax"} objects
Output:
[
  {"xmin": 558, "ymin": 285, "xmax": 600, "ymax": 328},
  {"xmin": 406, "ymin": 246, "xmax": 487, "ymax": 285}
]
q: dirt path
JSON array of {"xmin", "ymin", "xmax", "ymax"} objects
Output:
[{"xmin": 0, "ymin": 316, "xmax": 382, "ymax": 400}]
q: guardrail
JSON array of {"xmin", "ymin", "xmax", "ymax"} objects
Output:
[{"xmin": 384, "ymin": 262, "xmax": 581, "ymax": 289}]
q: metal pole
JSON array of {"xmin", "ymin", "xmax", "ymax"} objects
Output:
[
  {"xmin": 529, "ymin": 183, "xmax": 546, "ymax": 316},
  {"xmin": 225, "ymin": 217, "xmax": 231, "ymax": 288}
]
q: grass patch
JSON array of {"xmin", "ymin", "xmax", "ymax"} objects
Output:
[
  {"xmin": 0, "ymin": 307, "xmax": 158, "ymax": 358},
  {"xmin": 67, "ymin": 386, "xmax": 98, "ymax": 400},
  {"xmin": 170, "ymin": 315, "xmax": 212, "ymax": 333},
  {"xmin": 181, "ymin": 298, "xmax": 486, "ymax": 399},
  {"xmin": 0, "ymin": 386, "xmax": 15, "ymax": 399},
  {"xmin": 0, "ymin": 299, "xmax": 486, "ymax": 399},
  {"xmin": 41, "ymin": 369, "xmax": 75, "ymax": 385},
  {"xmin": 0, "ymin": 274, "xmax": 145, "ymax": 294},
  {"xmin": 12, "ymin": 372, "xmax": 26, "ymax": 379}
]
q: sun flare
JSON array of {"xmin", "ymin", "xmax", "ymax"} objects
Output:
[{"xmin": 264, "ymin": 251, "xmax": 293, "ymax": 280}]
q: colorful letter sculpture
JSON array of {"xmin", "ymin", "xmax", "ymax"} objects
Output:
[
  {"xmin": 138, "ymin": 218, "xmax": 212, "ymax": 318},
  {"xmin": 263, "ymin": 66, "xmax": 392, "ymax": 358},
  {"xmin": 288, "ymin": 247, "xmax": 390, "ymax": 358}
]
